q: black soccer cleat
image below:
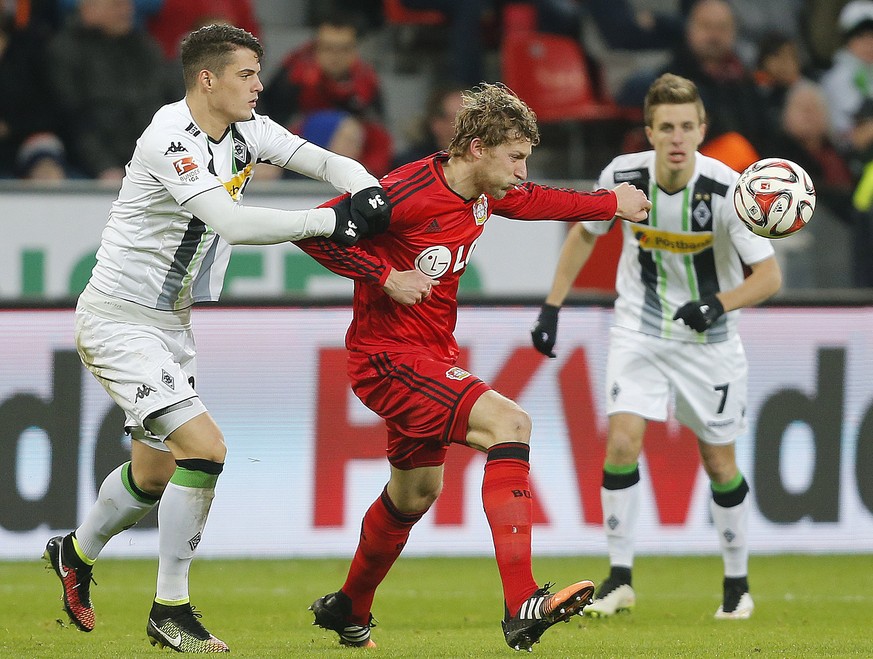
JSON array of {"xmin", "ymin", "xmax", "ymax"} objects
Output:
[
  {"xmin": 310, "ymin": 590, "xmax": 376, "ymax": 648},
  {"xmin": 43, "ymin": 534, "xmax": 95, "ymax": 632},
  {"xmin": 146, "ymin": 601, "xmax": 229, "ymax": 653},
  {"xmin": 502, "ymin": 580, "xmax": 595, "ymax": 652}
]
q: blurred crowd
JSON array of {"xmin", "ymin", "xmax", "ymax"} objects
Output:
[{"xmin": 2, "ymin": 0, "xmax": 872, "ymax": 287}]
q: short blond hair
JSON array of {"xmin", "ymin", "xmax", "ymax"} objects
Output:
[
  {"xmin": 447, "ymin": 83, "xmax": 540, "ymax": 157},
  {"xmin": 643, "ymin": 73, "xmax": 706, "ymax": 127}
]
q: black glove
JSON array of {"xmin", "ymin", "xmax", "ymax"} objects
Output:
[
  {"xmin": 351, "ymin": 186, "xmax": 391, "ymax": 236},
  {"xmin": 530, "ymin": 303, "xmax": 561, "ymax": 358},
  {"xmin": 329, "ymin": 197, "xmax": 368, "ymax": 246},
  {"xmin": 673, "ymin": 294, "xmax": 724, "ymax": 332}
]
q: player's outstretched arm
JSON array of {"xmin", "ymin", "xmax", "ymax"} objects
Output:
[
  {"xmin": 531, "ymin": 224, "xmax": 598, "ymax": 357},
  {"xmin": 183, "ymin": 187, "xmax": 366, "ymax": 246},
  {"xmin": 382, "ymin": 268, "xmax": 439, "ymax": 306},
  {"xmin": 612, "ymin": 182, "xmax": 652, "ymax": 222}
]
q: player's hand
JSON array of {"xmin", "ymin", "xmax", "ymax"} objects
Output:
[
  {"xmin": 673, "ymin": 294, "xmax": 725, "ymax": 332},
  {"xmin": 612, "ymin": 182, "xmax": 651, "ymax": 223},
  {"xmin": 329, "ymin": 197, "xmax": 369, "ymax": 246},
  {"xmin": 530, "ymin": 303, "xmax": 560, "ymax": 358},
  {"xmin": 351, "ymin": 186, "xmax": 391, "ymax": 236},
  {"xmin": 383, "ymin": 268, "xmax": 439, "ymax": 305}
]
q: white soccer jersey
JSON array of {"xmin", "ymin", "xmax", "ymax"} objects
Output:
[
  {"xmin": 584, "ymin": 151, "xmax": 775, "ymax": 343},
  {"xmin": 90, "ymin": 100, "xmax": 315, "ymax": 310}
]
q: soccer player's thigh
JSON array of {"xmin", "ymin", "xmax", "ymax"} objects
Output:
[
  {"xmin": 351, "ymin": 353, "xmax": 487, "ymax": 467},
  {"xmin": 604, "ymin": 327, "xmax": 671, "ymax": 420},
  {"xmin": 671, "ymin": 337, "xmax": 749, "ymax": 444},
  {"xmin": 75, "ymin": 310, "xmax": 202, "ymax": 450}
]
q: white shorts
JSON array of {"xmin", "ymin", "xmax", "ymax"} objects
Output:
[
  {"xmin": 604, "ymin": 326, "xmax": 748, "ymax": 445},
  {"xmin": 74, "ymin": 304, "xmax": 207, "ymax": 451}
]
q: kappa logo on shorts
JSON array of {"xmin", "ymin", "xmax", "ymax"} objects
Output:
[
  {"xmin": 610, "ymin": 382, "xmax": 621, "ymax": 401},
  {"xmin": 445, "ymin": 367, "xmax": 471, "ymax": 381},
  {"xmin": 134, "ymin": 384, "xmax": 157, "ymax": 402},
  {"xmin": 161, "ymin": 369, "xmax": 175, "ymax": 389}
]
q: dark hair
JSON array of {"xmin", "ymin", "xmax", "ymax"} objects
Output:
[
  {"xmin": 180, "ymin": 24, "xmax": 264, "ymax": 90},
  {"xmin": 447, "ymin": 83, "xmax": 539, "ymax": 158},
  {"xmin": 755, "ymin": 32, "xmax": 794, "ymax": 69}
]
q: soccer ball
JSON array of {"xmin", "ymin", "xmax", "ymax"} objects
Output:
[{"xmin": 733, "ymin": 158, "xmax": 816, "ymax": 239}]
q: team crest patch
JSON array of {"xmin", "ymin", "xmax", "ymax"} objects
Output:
[
  {"xmin": 233, "ymin": 138, "xmax": 248, "ymax": 161},
  {"xmin": 692, "ymin": 198, "xmax": 712, "ymax": 227},
  {"xmin": 161, "ymin": 369, "xmax": 175, "ymax": 389},
  {"xmin": 446, "ymin": 367, "xmax": 471, "ymax": 381},
  {"xmin": 172, "ymin": 156, "xmax": 200, "ymax": 182},
  {"xmin": 472, "ymin": 195, "xmax": 488, "ymax": 226}
]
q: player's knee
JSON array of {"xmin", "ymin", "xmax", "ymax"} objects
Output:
[
  {"xmin": 703, "ymin": 455, "xmax": 737, "ymax": 483},
  {"xmin": 605, "ymin": 435, "xmax": 640, "ymax": 465},
  {"xmin": 495, "ymin": 406, "xmax": 531, "ymax": 444}
]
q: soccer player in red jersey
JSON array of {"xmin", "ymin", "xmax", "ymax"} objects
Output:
[{"xmin": 300, "ymin": 82, "xmax": 651, "ymax": 651}]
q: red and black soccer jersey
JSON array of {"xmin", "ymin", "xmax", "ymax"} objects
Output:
[{"xmin": 297, "ymin": 152, "xmax": 617, "ymax": 362}]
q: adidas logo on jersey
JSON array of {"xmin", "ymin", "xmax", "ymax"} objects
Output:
[{"xmin": 425, "ymin": 219, "xmax": 441, "ymax": 233}]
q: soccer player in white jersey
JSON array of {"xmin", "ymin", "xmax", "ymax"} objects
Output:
[
  {"xmin": 531, "ymin": 73, "xmax": 782, "ymax": 621},
  {"xmin": 42, "ymin": 24, "xmax": 432, "ymax": 653}
]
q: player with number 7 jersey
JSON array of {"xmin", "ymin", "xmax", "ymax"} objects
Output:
[{"xmin": 297, "ymin": 83, "xmax": 651, "ymax": 651}]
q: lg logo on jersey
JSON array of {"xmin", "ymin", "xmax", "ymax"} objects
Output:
[{"xmin": 414, "ymin": 240, "xmax": 479, "ymax": 278}]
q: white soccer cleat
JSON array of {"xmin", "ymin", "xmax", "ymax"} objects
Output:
[
  {"xmin": 585, "ymin": 582, "xmax": 636, "ymax": 618},
  {"xmin": 714, "ymin": 591, "xmax": 754, "ymax": 620}
]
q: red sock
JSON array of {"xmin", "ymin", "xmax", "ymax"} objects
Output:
[
  {"xmin": 341, "ymin": 487, "xmax": 424, "ymax": 624},
  {"xmin": 482, "ymin": 442, "xmax": 538, "ymax": 617}
]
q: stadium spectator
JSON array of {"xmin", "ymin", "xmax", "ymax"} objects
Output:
[
  {"xmin": 259, "ymin": 13, "xmax": 393, "ymax": 176},
  {"xmin": 619, "ymin": 0, "xmax": 768, "ymax": 172},
  {"xmin": 397, "ymin": 0, "xmax": 490, "ymax": 85},
  {"xmin": 753, "ymin": 32, "xmax": 806, "ymax": 137},
  {"xmin": 42, "ymin": 23, "xmax": 410, "ymax": 653},
  {"xmin": 391, "ymin": 83, "xmax": 464, "ymax": 167},
  {"xmin": 531, "ymin": 73, "xmax": 782, "ymax": 621},
  {"xmin": 770, "ymin": 81, "xmax": 856, "ymax": 288},
  {"xmin": 680, "ymin": 0, "xmax": 807, "ymax": 66},
  {"xmin": 771, "ymin": 82, "xmax": 854, "ymax": 220},
  {"xmin": 46, "ymin": 0, "xmax": 179, "ymax": 182},
  {"xmin": 0, "ymin": 12, "xmax": 66, "ymax": 179},
  {"xmin": 146, "ymin": 0, "xmax": 260, "ymax": 60},
  {"xmin": 298, "ymin": 82, "xmax": 651, "ymax": 651},
  {"xmin": 533, "ymin": 0, "xmax": 684, "ymax": 49},
  {"xmin": 802, "ymin": 0, "xmax": 854, "ymax": 71},
  {"xmin": 820, "ymin": 0, "xmax": 873, "ymax": 151},
  {"xmin": 58, "ymin": 0, "xmax": 162, "ymax": 29}
]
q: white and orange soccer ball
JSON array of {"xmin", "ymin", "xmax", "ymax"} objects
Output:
[{"xmin": 733, "ymin": 158, "xmax": 816, "ymax": 239}]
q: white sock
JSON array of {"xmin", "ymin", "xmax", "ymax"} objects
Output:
[
  {"xmin": 711, "ymin": 496, "xmax": 749, "ymax": 578},
  {"xmin": 601, "ymin": 482, "xmax": 640, "ymax": 569},
  {"xmin": 75, "ymin": 462, "xmax": 159, "ymax": 562},
  {"xmin": 155, "ymin": 464, "xmax": 219, "ymax": 603}
]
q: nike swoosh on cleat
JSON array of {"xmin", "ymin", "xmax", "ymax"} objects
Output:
[
  {"xmin": 57, "ymin": 542, "xmax": 69, "ymax": 578},
  {"xmin": 151, "ymin": 623, "xmax": 182, "ymax": 648}
]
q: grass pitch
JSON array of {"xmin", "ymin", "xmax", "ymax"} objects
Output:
[{"xmin": 2, "ymin": 554, "xmax": 871, "ymax": 658}]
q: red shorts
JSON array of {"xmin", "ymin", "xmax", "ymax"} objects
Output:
[{"xmin": 348, "ymin": 351, "xmax": 491, "ymax": 470}]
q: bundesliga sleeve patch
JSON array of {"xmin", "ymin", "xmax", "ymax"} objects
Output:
[{"xmin": 173, "ymin": 157, "xmax": 201, "ymax": 183}]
